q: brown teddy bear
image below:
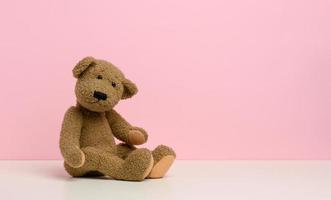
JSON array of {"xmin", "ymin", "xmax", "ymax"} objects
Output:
[{"xmin": 60, "ymin": 57, "xmax": 176, "ymax": 181}]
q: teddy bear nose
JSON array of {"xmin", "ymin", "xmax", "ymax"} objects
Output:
[{"xmin": 93, "ymin": 91, "xmax": 108, "ymax": 100}]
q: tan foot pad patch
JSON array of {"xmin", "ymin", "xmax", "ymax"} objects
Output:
[{"xmin": 148, "ymin": 155, "xmax": 175, "ymax": 179}]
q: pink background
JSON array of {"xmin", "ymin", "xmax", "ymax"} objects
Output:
[{"xmin": 0, "ymin": 0, "xmax": 330, "ymax": 160}]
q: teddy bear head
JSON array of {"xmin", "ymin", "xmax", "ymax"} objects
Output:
[{"xmin": 72, "ymin": 57, "xmax": 137, "ymax": 112}]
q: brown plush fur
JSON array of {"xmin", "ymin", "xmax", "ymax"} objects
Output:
[{"xmin": 60, "ymin": 57, "xmax": 176, "ymax": 181}]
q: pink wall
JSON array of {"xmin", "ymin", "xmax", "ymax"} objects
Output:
[{"xmin": 0, "ymin": 0, "xmax": 330, "ymax": 160}]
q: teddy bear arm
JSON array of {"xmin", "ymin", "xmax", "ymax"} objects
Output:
[
  {"xmin": 105, "ymin": 109, "xmax": 130, "ymax": 143},
  {"xmin": 106, "ymin": 109, "xmax": 148, "ymax": 145},
  {"xmin": 60, "ymin": 106, "xmax": 85, "ymax": 167}
]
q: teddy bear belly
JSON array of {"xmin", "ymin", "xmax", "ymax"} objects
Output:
[
  {"xmin": 78, "ymin": 113, "xmax": 116, "ymax": 148},
  {"xmin": 79, "ymin": 125, "xmax": 116, "ymax": 148}
]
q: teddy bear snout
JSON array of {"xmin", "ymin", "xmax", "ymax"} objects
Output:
[{"xmin": 93, "ymin": 91, "xmax": 108, "ymax": 101}]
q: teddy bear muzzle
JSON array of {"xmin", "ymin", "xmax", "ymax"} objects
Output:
[{"xmin": 93, "ymin": 91, "xmax": 108, "ymax": 101}]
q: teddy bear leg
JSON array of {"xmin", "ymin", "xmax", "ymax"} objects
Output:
[
  {"xmin": 82, "ymin": 146, "xmax": 153, "ymax": 181},
  {"xmin": 120, "ymin": 148, "xmax": 154, "ymax": 181},
  {"xmin": 148, "ymin": 145, "xmax": 176, "ymax": 179},
  {"xmin": 63, "ymin": 162, "xmax": 99, "ymax": 177},
  {"xmin": 80, "ymin": 146, "xmax": 126, "ymax": 180},
  {"xmin": 116, "ymin": 143, "xmax": 136, "ymax": 159}
]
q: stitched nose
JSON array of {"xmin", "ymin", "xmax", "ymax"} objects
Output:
[{"xmin": 93, "ymin": 91, "xmax": 107, "ymax": 100}]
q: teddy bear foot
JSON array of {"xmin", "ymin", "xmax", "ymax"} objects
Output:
[
  {"xmin": 121, "ymin": 148, "xmax": 154, "ymax": 181},
  {"xmin": 148, "ymin": 155, "xmax": 175, "ymax": 179},
  {"xmin": 142, "ymin": 156, "xmax": 154, "ymax": 179},
  {"xmin": 148, "ymin": 145, "xmax": 176, "ymax": 179}
]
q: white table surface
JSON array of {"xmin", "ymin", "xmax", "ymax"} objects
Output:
[{"xmin": 1, "ymin": 160, "xmax": 330, "ymax": 200}]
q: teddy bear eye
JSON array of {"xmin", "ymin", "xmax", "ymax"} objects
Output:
[
  {"xmin": 111, "ymin": 81, "xmax": 117, "ymax": 87},
  {"xmin": 97, "ymin": 75, "xmax": 103, "ymax": 79}
]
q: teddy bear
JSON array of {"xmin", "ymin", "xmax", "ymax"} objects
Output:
[{"xmin": 59, "ymin": 57, "xmax": 176, "ymax": 181}]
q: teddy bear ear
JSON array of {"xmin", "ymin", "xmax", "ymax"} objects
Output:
[
  {"xmin": 121, "ymin": 78, "xmax": 138, "ymax": 99},
  {"xmin": 72, "ymin": 57, "xmax": 96, "ymax": 78}
]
